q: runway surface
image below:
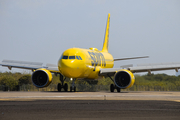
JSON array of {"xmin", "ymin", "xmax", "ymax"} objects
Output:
[{"xmin": 0, "ymin": 91, "xmax": 180, "ymax": 120}]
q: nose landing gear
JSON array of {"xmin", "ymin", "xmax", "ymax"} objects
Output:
[{"xmin": 70, "ymin": 78, "xmax": 76, "ymax": 92}]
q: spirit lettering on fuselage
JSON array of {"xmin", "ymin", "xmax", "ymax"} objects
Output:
[{"xmin": 88, "ymin": 51, "xmax": 106, "ymax": 67}]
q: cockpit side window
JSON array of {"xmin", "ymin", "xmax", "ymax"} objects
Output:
[
  {"xmin": 69, "ymin": 56, "xmax": 75, "ymax": 59},
  {"xmin": 62, "ymin": 56, "xmax": 68, "ymax": 59},
  {"xmin": 79, "ymin": 56, "xmax": 82, "ymax": 60},
  {"xmin": 60, "ymin": 55, "xmax": 63, "ymax": 60},
  {"xmin": 76, "ymin": 56, "xmax": 80, "ymax": 60},
  {"xmin": 76, "ymin": 56, "xmax": 82, "ymax": 60}
]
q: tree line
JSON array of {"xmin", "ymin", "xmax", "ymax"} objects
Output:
[{"xmin": 0, "ymin": 72, "xmax": 180, "ymax": 91}]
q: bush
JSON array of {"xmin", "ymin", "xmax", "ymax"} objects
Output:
[
  {"xmin": 18, "ymin": 74, "xmax": 32, "ymax": 86},
  {"xmin": 0, "ymin": 76, "xmax": 18, "ymax": 91}
]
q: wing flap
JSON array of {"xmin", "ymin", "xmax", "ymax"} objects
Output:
[
  {"xmin": 100, "ymin": 68, "xmax": 120, "ymax": 76},
  {"xmin": 46, "ymin": 63, "xmax": 59, "ymax": 72},
  {"xmin": 0, "ymin": 60, "xmax": 43, "ymax": 70},
  {"xmin": 129, "ymin": 63, "xmax": 180, "ymax": 73},
  {"xmin": 2, "ymin": 60, "xmax": 43, "ymax": 66},
  {"xmin": 100, "ymin": 62, "xmax": 180, "ymax": 76},
  {"xmin": 0, "ymin": 60, "xmax": 59, "ymax": 73}
]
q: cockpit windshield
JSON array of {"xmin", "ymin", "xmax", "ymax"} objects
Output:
[
  {"xmin": 61, "ymin": 55, "xmax": 82, "ymax": 60},
  {"xmin": 62, "ymin": 56, "xmax": 68, "ymax": 59},
  {"xmin": 69, "ymin": 56, "xmax": 75, "ymax": 59}
]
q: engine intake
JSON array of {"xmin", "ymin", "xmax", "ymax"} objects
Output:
[
  {"xmin": 31, "ymin": 69, "xmax": 52, "ymax": 88},
  {"xmin": 114, "ymin": 69, "xmax": 135, "ymax": 89}
]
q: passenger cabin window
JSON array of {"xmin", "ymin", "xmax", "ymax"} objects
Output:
[
  {"xmin": 62, "ymin": 56, "xmax": 68, "ymax": 59},
  {"xmin": 69, "ymin": 56, "xmax": 75, "ymax": 59}
]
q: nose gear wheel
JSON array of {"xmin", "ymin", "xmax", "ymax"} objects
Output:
[{"xmin": 70, "ymin": 78, "xmax": 77, "ymax": 92}]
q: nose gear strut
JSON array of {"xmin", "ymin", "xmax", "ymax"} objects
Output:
[{"xmin": 70, "ymin": 78, "xmax": 77, "ymax": 92}]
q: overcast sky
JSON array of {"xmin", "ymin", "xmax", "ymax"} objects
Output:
[{"xmin": 0, "ymin": 0, "xmax": 180, "ymax": 75}]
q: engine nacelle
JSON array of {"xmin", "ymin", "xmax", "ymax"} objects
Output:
[
  {"xmin": 114, "ymin": 69, "xmax": 135, "ymax": 89},
  {"xmin": 31, "ymin": 68, "xmax": 52, "ymax": 88}
]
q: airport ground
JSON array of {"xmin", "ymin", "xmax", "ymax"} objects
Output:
[{"xmin": 0, "ymin": 91, "xmax": 180, "ymax": 120}]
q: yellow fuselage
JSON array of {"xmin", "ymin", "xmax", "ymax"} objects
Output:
[{"xmin": 58, "ymin": 47, "xmax": 114, "ymax": 79}]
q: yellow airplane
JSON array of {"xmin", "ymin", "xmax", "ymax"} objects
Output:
[{"xmin": 1, "ymin": 13, "xmax": 180, "ymax": 92}]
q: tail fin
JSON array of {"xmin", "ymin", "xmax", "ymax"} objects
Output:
[{"xmin": 102, "ymin": 13, "xmax": 110, "ymax": 52}]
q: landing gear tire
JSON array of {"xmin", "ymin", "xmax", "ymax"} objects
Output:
[
  {"xmin": 58, "ymin": 73, "xmax": 68, "ymax": 92},
  {"xmin": 110, "ymin": 84, "xmax": 114, "ymax": 92},
  {"xmin": 74, "ymin": 86, "xmax": 76, "ymax": 92},
  {"xmin": 58, "ymin": 83, "xmax": 68, "ymax": 92},
  {"xmin": 58, "ymin": 83, "xmax": 61, "ymax": 92},
  {"xmin": 64, "ymin": 83, "xmax": 68, "ymax": 92},
  {"xmin": 70, "ymin": 86, "xmax": 76, "ymax": 92},
  {"xmin": 70, "ymin": 86, "xmax": 72, "ymax": 92},
  {"xmin": 117, "ymin": 87, "xmax": 121, "ymax": 92}
]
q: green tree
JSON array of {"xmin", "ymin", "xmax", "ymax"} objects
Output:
[
  {"xmin": 97, "ymin": 77, "xmax": 113, "ymax": 85},
  {"xmin": 0, "ymin": 76, "xmax": 18, "ymax": 91},
  {"xmin": 18, "ymin": 74, "xmax": 32, "ymax": 86}
]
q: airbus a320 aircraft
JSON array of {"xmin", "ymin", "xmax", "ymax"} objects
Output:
[{"xmin": 1, "ymin": 13, "xmax": 180, "ymax": 92}]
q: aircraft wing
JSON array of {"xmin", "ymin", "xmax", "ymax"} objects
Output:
[
  {"xmin": 0, "ymin": 60, "xmax": 59, "ymax": 73},
  {"xmin": 100, "ymin": 62, "xmax": 180, "ymax": 76}
]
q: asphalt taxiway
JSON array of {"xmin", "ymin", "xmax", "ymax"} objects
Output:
[{"xmin": 0, "ymin": 91, "xmax": 180, "ymax": 120}]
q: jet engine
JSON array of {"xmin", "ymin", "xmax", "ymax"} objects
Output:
[
  {"xmin": 31, "ymin": 68, "xmax": 52, "ymax": 88},
  {"xmin": 114, "ymin": 69, "xmax": 135, "ymax": 89}
]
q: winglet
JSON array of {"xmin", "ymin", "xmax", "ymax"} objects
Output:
[{"xmin": 102, "ymin": 13, "xmax": 110, "ymax": 52}]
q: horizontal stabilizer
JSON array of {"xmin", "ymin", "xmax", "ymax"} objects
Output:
[
  {"xmin": 120, "ymin": 64, "xmax": 133, "ymax": 68},
  {"xmin": 46, "ymin": 63, "xmax": 57, "ymax": 67},
  {"xmin": 114, "ymin": 56, "xmax": 149, "ymax": 61},
  {"xmin": 137, "ymin": 62, "xmax": 180, "ymax": 66},
  {"xmin": 46, "ymin": 63, "xmax": 59, "ymax": 72}
]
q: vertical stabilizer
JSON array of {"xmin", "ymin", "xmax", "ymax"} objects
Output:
[{"xmin": 102, "ymin": 13, "xmax": 110, "ymax": 52}]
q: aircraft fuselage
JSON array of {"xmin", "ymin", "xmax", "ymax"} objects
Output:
[{"xmin": 58, "ymin": 47, "xmax": 114, "ymax": 79}]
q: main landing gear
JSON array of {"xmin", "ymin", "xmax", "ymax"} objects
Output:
[
  {"xmin": 107, "ymin": 74, "xmax": 121, "ymax": 93},
  {"xmin": 57, "ymin": 74, "xmax": 68, "ymax": 92},
  {"xmin": 110, "ymin": 84, "xmax": 121, "ymax": 92},
  {"xmin": 57, "ymin": 83, "xmax": 68, "ymax": 92}
]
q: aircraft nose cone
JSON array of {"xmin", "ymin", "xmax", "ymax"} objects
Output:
[{"xmin": 58, "ymin": 59, "xmax": 84, "ymax": 78}]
